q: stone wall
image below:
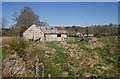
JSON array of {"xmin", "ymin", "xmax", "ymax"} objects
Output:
[{"xmin": 23, "ymin": 24, "xmax": 44, "ymax": 41}]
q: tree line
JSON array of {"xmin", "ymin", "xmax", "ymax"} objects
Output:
[
  {"xmin": 66, "ymin": 24, "xmax": 118, "ymax": 37},
  {"xmin": 0, "ymin": 7, "xmax": 119, "ymax": 37}
]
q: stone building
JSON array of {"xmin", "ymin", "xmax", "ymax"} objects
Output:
[{"xmin": 23, "ymin": 24, "xmax": 67, "ymax": 41}]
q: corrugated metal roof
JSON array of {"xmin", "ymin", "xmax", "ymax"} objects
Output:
[
  {"xmin": 88, "ymin": 34, "xmax": 94, "ymax": 36},
  {"xmin": 84, "ymin": 34, "xmax": 94, "ymax": 36},
  {"xmin": 76, "ymin": 32, "xmax": 82, "ymax": 35},
  {"xmin": 38, "ymin": 26, "xmax": 67, "ymax": 34}
]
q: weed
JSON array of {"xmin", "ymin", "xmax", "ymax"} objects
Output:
[
  {"xmin": 68, "ymin": 71, "xmax": 75, "ymax": 76},
  {"xmin": 2, "ymin": 48, "xmax": 11, "ymax": 62},
  {"xmin": 9, "ymin": 38, "xmax": 28, "ymax": 57},
  {"xmin": 44, "ymin": 60, "xmax": 62, "ymax": 77},
  {"xmin": 76, "ymin": 70, "xmax": 84, "ymax": 76},
  {"xmin": 63, "ymin": 66, "xmax": 70, "ymax": 72},
  {"xmin": 82, "ymin": 47, "xmax": 92, "ymax": 52}
]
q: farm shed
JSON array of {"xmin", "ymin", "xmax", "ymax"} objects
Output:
[
  {"xmin": 76, "ymin": 32, "xmax": 94, "ymax": 37},
  {"xmin": 39, "ymin": 26, "xmax": 67, "ymax": 41},
  {"xmin": 84, "ymin": 34, "xmax": 94, "ymax": 37},
  {"xmin": 23, "ymin": 24, "xmax": 67, "ymax": 41}
]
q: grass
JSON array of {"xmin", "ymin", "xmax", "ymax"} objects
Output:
[
  {"xmin": 47, "ymin": 38, "xmax": 118, "ymax": 77},
  {"xmin": 82, "ymin": 46, "xmax": 92, "ymax": 52},
  {"xmin": 1, "ymin": 36, "xmax": 119, "ymax": 77},
  {"xmin": 44, "ymin": 61, "xmax": 62, "ymax": 77},
  {"xmin": 101, "ymin": 36, "xmax": 117, "ymax": 39},
  {"xmin": 1, "ymin": 48, "xmax": 11, "ymax": 62},
  {"xmin": 0, "ymin": 48, "xmax": 2, "ymax": 66},
  {"xmin": 46, "ymin": 43, "xmax": 69, "ymax": 64}
]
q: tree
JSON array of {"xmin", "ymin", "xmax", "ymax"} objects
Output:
[
  {"xmin": 0, "ymin": 18, "xmax": 1, "ymax": 28},
  {"xmin": 40, "ymin": 22, "xmax": 49, "ymax": 26},
  {"xmin": 85, "ymin": 27, "xmax": 89, "ymax": 36},
  {"xmin": 0, "ymin": 18, "xmax": 2, "ymax": 36},
  {"xmin": 2, "ymin": 17, "xmax": 8, "ymax": 28},
  {"xmin": 12, "ymin": 7, "xmax": 41, "ymax": 37},
  {"xmin": 2, "ymin": 17, "xmax": 8, "ymax": 36},
  {"xmin": 13, "ymin": 7, "xmax": 40, "ymax": 29},
  {"xmin": 7, "ymin": 25, "xmax": 19, "ymax": 36}
]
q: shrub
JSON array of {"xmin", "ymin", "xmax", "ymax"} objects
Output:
[
  {"xmin": 2, "ymin": 48, "xmax": 11, "ymax": 62},
  {"xmin": 9, "ymin": 38, "xmax": 27, "ymax": 57},
  {"xmin": 20, "ymin": 28, "xmax": 27, "ymax": 37}
]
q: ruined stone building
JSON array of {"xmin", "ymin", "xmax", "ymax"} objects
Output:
[{"xmin": 23, "ymin": 24, "xmax": 67, "ymax": 41}]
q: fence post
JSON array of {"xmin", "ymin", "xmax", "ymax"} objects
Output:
[
  {"xmin": 69, "ymin": 37, "xmax": 70, "ymax": 41},
  {"xmin": 36, "ymin": 56, "xmax": 39, "ymax": 76},
  {"xmin": 73, "ymin": 37, "xmax": 75, "ymax": 42},
  {"xmin": 42, "ymin": 65, "xmax": 44, "ymax": 77},
  {"xmin": 48, "ymin": 74, "xmax": 51, "ymax": 79}
]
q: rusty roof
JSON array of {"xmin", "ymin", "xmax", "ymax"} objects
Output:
[{"xmin": 38, "ymin": 26, "xmax": 67, "ymax": 34}]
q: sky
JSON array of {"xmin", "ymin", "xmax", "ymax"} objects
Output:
[
  {"xmin": 2, "ymin": 2, "xmax": 118, "ymax": 28},
  {"xmin": 2, "ymin": 0, "xmax": 120, "ymax": 2}
]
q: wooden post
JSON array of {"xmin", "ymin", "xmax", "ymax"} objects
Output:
[
  {"xmin": 48, "ymin": 74, "xmax": 51, "ymax": 79},
  {"xmin": 36, "ymin": 56, "xmax": 39, "ymax": 76},
  {"xmin": 42, "ymin": 65, "xmax": 44, "ymax": 77}
]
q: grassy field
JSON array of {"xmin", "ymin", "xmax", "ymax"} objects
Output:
[{"xmin": 1, "ymin": 36, "xmax": 119, "ymax": 77}]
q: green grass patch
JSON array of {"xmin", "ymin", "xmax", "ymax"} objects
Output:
[
  {"xmin": 76, "ymin": 69, "xmax": 84, "ymax": 76},
  {"xmin": 44, "ymin": 60, "xmax": 62, "ymax": 77},
  {"xmin": 62, "ymin": 66, "xmax": 70, "ymax": 72},
  {"xmin": 68, "ymin": 57, "xmax": 79, "ymax": 67},
  {"xmin": 82, "ymin": 46, "xmax": 92, "ymax": 52},
  {"xmin": 53, "ymin": 52, "xmax": 68, "ymax": 64},
  {"xmin": 2, "ymin": 48, "xmax": 11, "ymax": 62},
  {"xmin": 101, "ymin": 36, "xmax": 117, "ymax": 39}
]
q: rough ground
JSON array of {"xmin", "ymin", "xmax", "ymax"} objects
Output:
[{"xmin": 1, "ymin": 38, "xmax": 119, "ymax": 77}]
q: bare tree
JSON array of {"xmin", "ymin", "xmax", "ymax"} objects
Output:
[
  {"xmin": 12, "ymin": 7, "xmax": 40, "ymax": 29},
  {"xmin": 0, "ymin": 18, "xmax": 2, "ymax": 36},
  {"xmin": 2, "ymin": 17, "xmax": 8, "ymax": 28},
  {"xmin": 2, "ymin": 17, "xmax": 8, "ymax": 36},
  {"xmin": 40, "ymin": 22, "xmax": 49, "ymax": 26},
  {"xmin": 12, "ymin": 7, "xmax": 41, "ymax": 37}
]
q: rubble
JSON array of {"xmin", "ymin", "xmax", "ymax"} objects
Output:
[{"xmin": 2, "ymin": 54, "xmax": 26, "ymax": 77}]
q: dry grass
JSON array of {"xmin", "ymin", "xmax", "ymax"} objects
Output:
[
  {"xmin": 2, "ymin": 37, "xmax": 119, "ymax": 77},
  {"xmin": 2, "ymin": 37, "xmax": 13, "ymax": 45},
  {"xmin": 85, "ymin": 42, "xmax": 105, "ymax": 49}
]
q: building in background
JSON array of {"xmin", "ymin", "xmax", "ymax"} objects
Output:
[{"xmin": 23, "ymin": 24, "xmax": 67, "ymax": 41}]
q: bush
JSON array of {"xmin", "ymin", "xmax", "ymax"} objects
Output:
[
  {"xmin": 9, "ymin": 38, "xmax": 27, "ymax": 57},
  {"xmin": 20, "ymin": 28, "xmax": 27, "ymax": 37},
  {"xmin": 2, "ymin": 49, "xmax": 12, "ymax": 62}
]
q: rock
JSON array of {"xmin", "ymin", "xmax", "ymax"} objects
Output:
[
  {"xmin": 63, "ymin": 72, "xmax": 68, "ymax": 77},
  {"xmin": 2, "ymin": 54, "xmax": 26, "ymax": 77},
  {"xmin": 101, "ymin": 66, "xmax": 108, "ymax": 70},
  {"xmin": 85, "ymin": 73, "xmax": 92, "ymax": 77},
  {"xmin": 70, "ymin": 52, "xmax": 74, "ymax": 57}
]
